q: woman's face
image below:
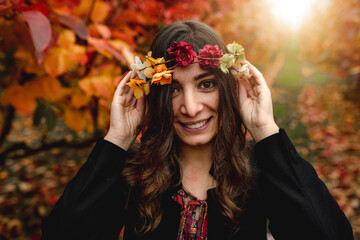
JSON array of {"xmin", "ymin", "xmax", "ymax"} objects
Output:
[{"xmin": 171, "ymin": 63, "xmax": 219, "ymax": 147}]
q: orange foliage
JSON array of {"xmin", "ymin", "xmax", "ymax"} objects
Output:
[
  {"xmin": 0, "ymin": 0, "xmax": 284, "ymax": 133},
  {"xmin": 1, "ymin": 0, "xmax": 359, "ymax": 238},
  {"xmin": 1, "ymin": 84, "xmax": 36, "ymax": 114},
  {"xmin": 64, "ymin": 107, "xmax": 87, "ymax": 133},
  {"xmin": 297, "ymin": 1, "xmax": 360, "ymax": 224},
  {"xmin": 299, "ymin": 0, "xmax": 360, "ymax": 80},
  {"xmin": 298, "ymin": 82, "xmax": 360, "ymax": 224}
]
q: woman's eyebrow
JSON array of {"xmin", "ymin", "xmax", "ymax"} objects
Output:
[
  {"xmin": 194, "ymin": 72, "xmax": 215, "ymax": 80},
  {"xmin": 172, "ymin": 72, "xmax": 215, "ymax": 83}
]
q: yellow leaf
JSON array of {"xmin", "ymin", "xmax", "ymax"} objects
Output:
[
  {"xmin": 79, "ymin": 77, "xmax": 96, "ymax": 96},
  {"xmin": 43, "ymin": 48, "xmax": 71, "ymax": 76},
  {"xmin": 71, "ymin": 92, "xmax": 91, "ymax": 108},
  {"xmin": 25, "ymin": 78, "xmax": 47, "ymax": 98},
  {"xmin": 2, "ymin": 84, "xmax": 36, "ymax": 114},
  {"xmin": 98, "ymin": 62, "xmax": 121, "ymax": 76},
  {"xmin": 44, "ymin": 77, "xmax": 62, "ymax": 100},
  {"xmin": 79, "ymin": 75, "xmax": 114, "ymax": 99},
  {"xmin": 25, "ymin": 77, "xmax": 61, "ymax": 101},
  {"xmin": 14, "ymin": 90, "xmax": 37, "ymax": 115},
  {"xmin": 64, "ymin": 107, "xmax": 86, "ymax": 132},
  {"xmin": 68, "ymin": 45, "xmax": 88, "ymax": 65},
  {"xmin": 71, "ymin": 0, "xmax": 91, "ymax": 16},
  {"xmin": 90, "ymin": 1, "xmax": 110, "ymax": 23},
  {"xmin": 92, "ymin": 75, "xmax": 113, "ymax": 99},
  {"xmin": 58, "ymin": 29, "xmax": 76, "ymax": 48}
]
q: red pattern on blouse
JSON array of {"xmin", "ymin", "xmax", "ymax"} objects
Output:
[{"xmin": 172, "ymin": 188, "xmax": 208, "ymax": 240}]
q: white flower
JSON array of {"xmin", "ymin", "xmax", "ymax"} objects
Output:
[
  {"xmin": 231, "ymin": 64, "xmax": 251, "ymax": 79},
  {"xmin": 238, "ymin": 64, "xmax": 252, "ymax": 79},
  {"xmin": 130, "ymin": 56, "xmax": 147, "ymax": 80}
]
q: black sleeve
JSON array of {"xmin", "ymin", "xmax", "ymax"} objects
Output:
[
  {"xmin": 41, "ymin": 138, "xmax": 130, "ymax": 240},
  {"xmin": 254, "ymin": 128, "xmax": 353, "ymax": 240}
]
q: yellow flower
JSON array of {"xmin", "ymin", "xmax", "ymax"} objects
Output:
[
  {"xmin": 152, "ymin": 70, "xmax": 174, "ymax": 85},
  {"xmin": 227, "ymin": 41, "xmax": 244, "ymax": 55},
  {"xmin": 143, "ymin": 82, "xmax": 150, "ymax": 95},
  {"xmin": 219, "ymin": 54, "xmax": 234, "ymax": 74},
  {"xmin": 143, "ymin": 66, "xmax": 155, "ymax": 78},
  {"xmin": 127, "ymin": 79, "xmax": 149, "ymax": 99},
  {"xmin": 227, "ymin": 41, "xmax": 245, "ymax": 69}
]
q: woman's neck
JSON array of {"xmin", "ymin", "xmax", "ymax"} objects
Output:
[
  {"xmin": 178, "ymin": 142, "xmax": 213, "ymax": 169},
  {"xmin": 178, "ymin": 142, "xmax": 216, "ymax": 200}
]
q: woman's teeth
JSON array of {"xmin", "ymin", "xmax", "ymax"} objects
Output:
[{"xmin": 185, "ymin": 119, "xmax": 208, "ymax": 129}]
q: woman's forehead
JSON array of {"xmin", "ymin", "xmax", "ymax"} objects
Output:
[{"xmin": 172, "ymin": 63, "xmax": 213, "ymax": 82}]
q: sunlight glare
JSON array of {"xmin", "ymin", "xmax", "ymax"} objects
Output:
[{"xmin": 266, "ymin": 0, "xmax": 319, "ymax": 31}]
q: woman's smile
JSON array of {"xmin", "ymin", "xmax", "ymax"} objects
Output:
[{"xmin": 179, "ymin": 117, "xmax": 212, "ymax": 132}]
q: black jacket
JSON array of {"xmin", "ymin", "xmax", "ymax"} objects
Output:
[{"xmin": 41, "ymin": 129, "xmax": 354, "ymax": 239}]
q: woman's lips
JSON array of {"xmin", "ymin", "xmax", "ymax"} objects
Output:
[{"xmin": 179, "ymin": 117, "xmax": 212, "ymax": 132}]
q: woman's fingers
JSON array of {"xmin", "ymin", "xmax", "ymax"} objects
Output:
[
  {"xmin": 238, "ymin": 77, "xmax": 251, "ymax": 103},
  {"xmin": 117, "ymin": 71, "xmax": 132, "ymax": 96},
  {"xmin": 245, "ymin": 60, "xmax": 268, "ymax": 87},
  {"xmin": 136, "ymin": 92, "xmax": 146, "ymax": 112}
]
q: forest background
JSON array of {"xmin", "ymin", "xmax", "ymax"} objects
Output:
[{"xmin": 0, "ymin": 0, "xmax": 359, "ymax": 239}]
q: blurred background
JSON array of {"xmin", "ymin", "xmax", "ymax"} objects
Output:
[{"xmin": 0, "ymin": 0, "xmax": 359, "ymax": 239}]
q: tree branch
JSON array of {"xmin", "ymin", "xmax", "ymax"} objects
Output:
[
  {"xmin": 0, "ymin": 134, "xmax": 101, "ymax": 165},
  {"xmin": 90, "ymin": 96, "xmax": 99, "ymax": 135},
  {"xmin": 107, "ymin": 0, "xmax": 123, "ymax": 28},
  {"xmin": 0, "ymin": 106, "xmax": 14, "ymax": 150},
  {"xmin": 86, "ymin": 0, "xmax": 97, "ymax": 24}
]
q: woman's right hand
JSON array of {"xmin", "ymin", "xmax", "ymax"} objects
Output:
[{"xmin": 104, "ymin": 71, "xmax": 145, "ymax": 150}]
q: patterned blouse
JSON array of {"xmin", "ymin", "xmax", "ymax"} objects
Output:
[{"xmin": 172, "ymin": 187, "xmax": 208, "ymax": 240}]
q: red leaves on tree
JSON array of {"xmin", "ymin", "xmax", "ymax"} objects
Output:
[
  {"xmin": 22, "ymin": 10, "xmax": 52, "ymax": 63},
  {"xmin": 55, "ymin": 13, "xmax": 89, "ymax": 39}
]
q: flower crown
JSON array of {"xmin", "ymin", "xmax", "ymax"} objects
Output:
[{"xmin": 128, "ymin": 41, "xmax": 251, "ymax": 98}]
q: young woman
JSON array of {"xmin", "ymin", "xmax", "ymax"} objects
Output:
[{"xmin": 41, "ymin": 21, "xmax": 353, "ymax": 240}]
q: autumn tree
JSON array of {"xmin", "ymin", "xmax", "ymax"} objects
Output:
[
  {"xmin": 297, "ymin": 0, "xmax": 360, "ymax": 227},
  {"xmin": 0, "ymin": 0, "xmax": 289, "ymax": 238},
  {"xmin": 0, "ymin": 0, "xmax": 285, "ymax": 162}
]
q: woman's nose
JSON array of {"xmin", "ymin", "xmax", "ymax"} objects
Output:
[{"xmin": 180, "ymin": 89, "xmax": 203, "ymax": 117}]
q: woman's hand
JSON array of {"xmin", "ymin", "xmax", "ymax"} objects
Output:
[
  {"xmin": 238, "ymin": 61, "xmax": 279, "ymax": 142},
  {"xmin": 104, "ymin": 71, "xmax": 145, "ymax": 150}
]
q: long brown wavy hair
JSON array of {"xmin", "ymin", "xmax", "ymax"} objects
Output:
[{"xmin": 122, "ymin": 20, "xmax": 255, "ymax": 235}]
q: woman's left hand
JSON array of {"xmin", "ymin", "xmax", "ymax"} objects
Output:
[{"xmin": 238, "ymin": 61, "xmax": 279, "ymax": 142}]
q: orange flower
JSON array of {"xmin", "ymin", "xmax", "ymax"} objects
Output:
[
  {"xmin": 152, "ymin": 70, "xmax": 174, "ymax": 85},
  {"xmin": 146, "ymin": 55, "xmax": 167, "ymax": 73},
  {"xmin": 127, "ymin": 79, "xmax": 149, "ymax": 99},
  {"xmin": 154, "ymin": 61, "xmax": 166, "ymax": 73}
]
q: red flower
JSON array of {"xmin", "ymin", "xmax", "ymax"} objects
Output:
[
  {"xmin": 167, "ymin": 41, "xmax": 197, "ymax": 67},
  {"xmin": 198, "ymin": 45, "xmax": 223, "ymax": 69}
]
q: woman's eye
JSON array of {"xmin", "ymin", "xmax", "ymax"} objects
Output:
[
  {"xmin": 199, "ymin": 80, "xmax": 215, "ymax": 89},
  {"xmin": 170, "ymin": 85, "xmax": 180, "ymax": 95}
]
